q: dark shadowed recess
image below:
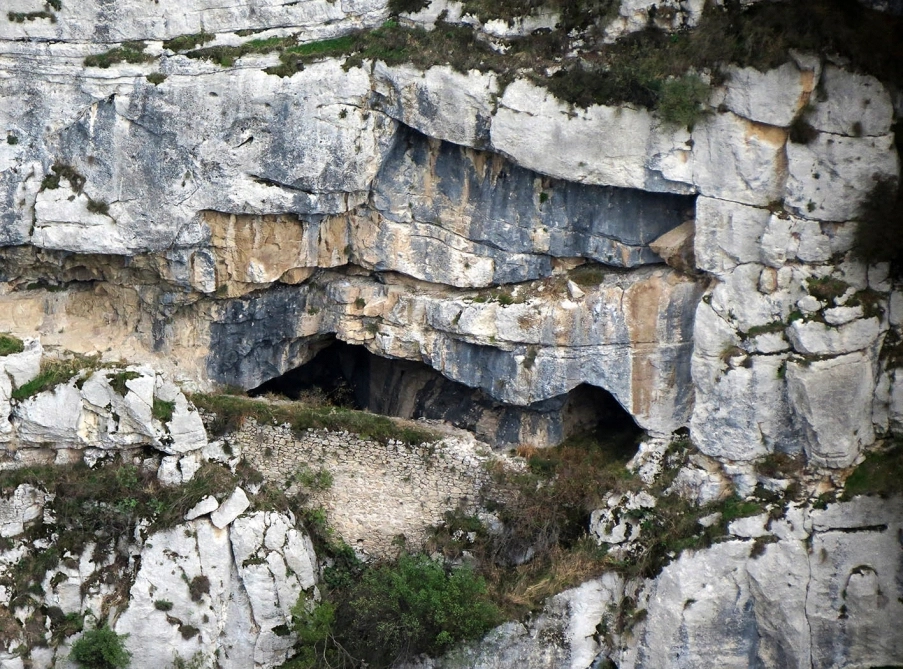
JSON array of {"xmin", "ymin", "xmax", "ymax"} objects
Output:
[{"xmin": 250, "ymin": 338, "xmax": 640, "ymax": 449}]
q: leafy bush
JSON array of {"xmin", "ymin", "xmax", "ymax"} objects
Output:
[
  {"xmin": 656, "ymin": 74, "xmax": 710, "ymax": 128},
  {"xmin": 70, "ymin": 625, "xmax": 131, "ymax": 669},
  {"xmin": 108, "ymin": 371, "xmax": 141, "ymax": 396},
  {"xmin": 188, "ymin": 575, "xmax": 210, "ymax": 602},
  {"xmin": 152, "ymin": 399, "xmax": 175, "ymax": 423},
  {"xmin": 0, "ymin": 334, "xmax": 24, "ymax": 357},
  {"xmin": 291, "ymin": 553, "xmax": 500, "ymax": 668}
]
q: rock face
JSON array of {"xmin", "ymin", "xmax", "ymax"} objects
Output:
[
  {"xmin": 1, "ymin": 2, "xmax": 903, "ymax": 668},
  {"xmin": 620, "ymin": 498, "xmax": 903, "ymax": 669},
  {"xmin": 1, "ymin": 363, "xmax": 208, "ymax": 471},
  {"xmin": 409, "ymin": 496, "xmax": 903, "ymax": 669},
  {"xmin": 115, "ymin": 512, "xmax": 317, "ymax": 669},
  {"xmin": 1, "ymin": 5, "xmax": 899, "ymax": 464}
]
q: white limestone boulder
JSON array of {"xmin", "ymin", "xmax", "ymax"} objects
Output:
[
  {"xmin": 210, "ymin": 487, "xmax": 251, "ymax": 529},
  {"xmin": 694, "ymin": 197, "xmax": 770, "ymax": 275},
  {"xmin": 787, "ymin": 317, "xmax": 881, "ymax": 356},
  {"xmin": 786, "ymin": 352, "xmax": 876, "ymax": 468},
  {"xmin": 785, "ymin": 132, "xmax": 899, "ymax": 221},
  {"xmin": 0, "ymin": 484, "xmax": 53, "ymax": 538},
  {"xmin": 689, "ymin": 111, "xmax": 787, "ymax": 206},
  {"xmin": 807, "ymin": 507, "xmax": 903, "ymax": 668},
  {"xmin": 231, "ymin": 511, "xmax": 318, "ymax": 665},
  {"xmin": 491, "ymin": 79, "xmax": 688, "ymax": 192},
  {"xmin": 372, "ymin": 63, "xmax": 498, "ymax": 148},
  {"xmin": 115, "ymin": 519, "xmax": 255, "ymax": 669},
  {"xmin": 0, "ymin": 338, "xmax": 42, "ymax": 390},
  {"xmin": 722, "ymin": 61, "xmax": 817, "ymax": 128},
  {"xmin": 807, "ymin": 65, "xmax": 894, "ymax": 137},
  {"xmin": 15, "ymin": 382, "xmax": 82, "ymax": 444},
  {"xmin": 691, "ymin": 353, "xmax": 795, "ymax": 462},
  {"xmin": 185, "ymin": 496, "xmax": 220, "ymax": 521}
]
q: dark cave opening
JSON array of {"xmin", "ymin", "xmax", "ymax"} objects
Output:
[{"xmin": 251, "ymin": 339, "xmax": 641, "ymax": 449}]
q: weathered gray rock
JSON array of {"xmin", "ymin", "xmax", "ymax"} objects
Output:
[
  {"xmin": 0, "ymin": 484, "xmax": 53, "ymax": 538},
  {"xmin": 786, "ymin": 352, "xmax": 876, "ymax": 468},
  {"xmin": 185, "ymin": 495, "xmax": 220, "ymax": 521},
  {"xmin": 372, "ymin": 63, "xmax": 498, "ymax": 148},
  {"xmin": 785, "ymin": 132, "xmax": 899, "ymax": 221},
  {"xmin": 210, "ymin": 487, "xmax": 251, "ymax": 528},
  {"xmin": 722, "ymin": 61, "xmax": 817, "ymax": 128},
  {"xmin": 207, "ymin": 267, "xmax": 703, "ymax": 436},
  {"xmin": 807, "ymin": 65, "xmax": 895, "ymax": 137},
  {"xmin": 787, "ymin": 317, "xmax": 882, "ymax": 355}
]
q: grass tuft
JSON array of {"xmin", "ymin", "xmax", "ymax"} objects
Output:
[
  {"xmin": 0, "ymin": 334, "xmax": 24, "ymax": 357},
  {"xmin": 84, "ymin": 41, "xmax": 155, "ymax": 68},
  {"xmin": 842, "ymin": 439, "xmax": 903, "ymax": 500},
  {"xmin": 191, "ymin": 392, "xmax": 439, "ymax": 445}
]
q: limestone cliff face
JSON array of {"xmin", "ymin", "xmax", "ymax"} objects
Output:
[
  {"xmin": 2, "ymin": 18, "xmax": 899, "ymax": 463},
  {"xmin": 1, "ymin": 0, "xmax": 903, "ymax": 667}
]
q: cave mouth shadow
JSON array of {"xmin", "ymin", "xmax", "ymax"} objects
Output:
[{"xmin": 250, "ymin": 338, "xmax": 642, "ymax": 450}]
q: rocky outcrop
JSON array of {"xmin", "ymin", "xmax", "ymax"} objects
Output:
[
  {"xmin": 2, "ymin": 6, "xmax": 899, "ymax": 464},
  {"xmin": 411, "ymin": 496, "xmax": 903, "ymax": 669}
]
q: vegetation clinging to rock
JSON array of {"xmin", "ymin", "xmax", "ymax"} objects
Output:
[
  {"xmin": 289, "ymin": 552, "xmax": 500, "ymax": 668},
  {"xmin": 0, "ymin": 333, "xmax": 24, "ymax": 357},
  {"xmin": 191, "ymin": 392, "xmax": 439, "ymax": 445},
  {"xmin": 70, "ymin": 625, "xmax": 131, "ymax": 669}
]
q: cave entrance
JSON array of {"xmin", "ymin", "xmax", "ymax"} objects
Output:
[{"xmin": 251, "ymin": 339, "xmax": 641, "ymax": 449}]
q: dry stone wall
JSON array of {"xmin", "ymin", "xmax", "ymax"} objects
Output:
[{"xmin": 229, "ymin": 418, "xmax": 502, "ymax": 556}]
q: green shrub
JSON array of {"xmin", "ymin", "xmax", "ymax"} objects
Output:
[
  {"xmin": 12, "ymin": 355, "xmax": 101, "ymax": 401},
  {"xmin": 842, "ymin": 440, "xmax": 903, "ymax": 499},
  {"xmin": 152, "ymin": 399, "xmax": 175, "ymax": 423},
  {"xmin": 145, "ymin": 72, "xmax": 167, "ymax": 85},
  {"xmin": 292, "ymin": 553, "xmax": 500, "ymax": 668},
  {"xmin": 69, "ymin": 625, "xmax": 131, "ymax": 669},
  {"xmin": 656, "ymin": 74, "xmax": 710, "ymax": 128},
  {"xmin": 108, "ymin": 371, "xmax": 141, "ymax": 396},
  {"xmin": 805, "ymin": 276, "xmax": 849, "ymax": 303},
  {"xmin": 8, "ymin": 11, "xmax": 56, "ymax": 22},
  {"xmin": 41, "ymin": 162, "xmax": 86, "ymax": 193},
  {"xmin": 153, "ymin": 600, "xmax": 173, "ymax": 612},
  {"xmin": 188, "ymin": 575, "xmax": 210, "ymax": 602},
  {"xmin": 86, "ymin": 198, "xmax": 110, "ymax": 215},
  {"xmin": 0, "ymin": 334, "xmax": 24, "ymax": 357},
  {"xmin": 6, "ymin": 134, "xmax": 18, "ymax": 145},
  {"xmin": 789, "ymin": 116, "xmax": 818, "ymax": 144}
]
